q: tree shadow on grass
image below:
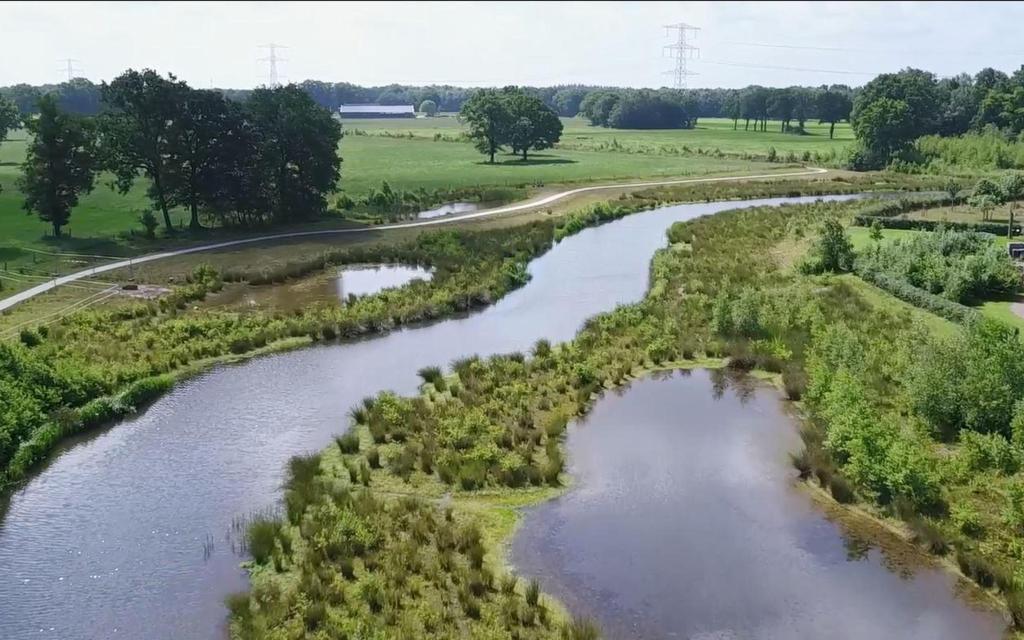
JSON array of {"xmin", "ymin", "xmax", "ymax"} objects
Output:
[
  {"xmin": 22, "ymin": 234, "xmax": 136, "ymax": 260},
  {"xmin": 476, "ymin": 154, "xmax": 578, "ymax": 167}
]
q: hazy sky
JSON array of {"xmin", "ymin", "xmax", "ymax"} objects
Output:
[{"xmin": 4, "ymin": 1, "xmax": 1024, "ymax": 89}]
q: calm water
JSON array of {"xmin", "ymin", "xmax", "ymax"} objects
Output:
[
  {"xmin": 335, "ymin": 264, "xmax": 431, "ymax": 300},
  {"xmin": 1, "ymin": 193, "xmax": 983, "ymax": 640},
  {"xmin": 416, "ymin": 201, "xmax": 479, "ymax": 219},
  {"xmin": 511, "ymin": 371, "xmax": 1007, "ymax": 640},
  {"xmin": 207, "ymin": 264, "xmax": 432, "ymax": 311}
]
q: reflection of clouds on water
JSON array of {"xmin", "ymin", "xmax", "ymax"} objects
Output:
[
  {"xmin": 512, "ymin": 372, "xmax": 1006, "ymax": 640},
  {"xmin": 335, "ymin": 265, "xmax": 432, "ymax": 302}
]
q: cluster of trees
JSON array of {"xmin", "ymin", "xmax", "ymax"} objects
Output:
[
  {"xmin": 579, "ymin": 89, "xmax": 700, "ymax": 129},
  {"xmin": 459, "ymin": 87, "xmax": 563, "ymax": 162},
  {"xmin": 13, "ymin": 69, "xmax": 341, "ymax": 236},
  {"xmin": 578, "ymin": 85, "xmax": 853, "ymax": 134},
  {"xmin": 726, "ymin": 86, "xmax": 852, "ymax": 138},
  {"xmin": 851, "ymin": 66, "xmax": 1024, "ymax": 168}
]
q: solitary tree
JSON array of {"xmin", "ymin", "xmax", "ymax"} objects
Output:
[
  {"xmin": 99, "ymin": 69, "xmax": 189, "ymax": 232},
  {"xmin": 968, "ymin": 177, "xmax": 1004, "ymax": 221},
  {"xmin": 505, "ymin": 90, "xmax": 562, "ymax": 160},
  {"xmin": 460, "ymin": 89, "xmax": 512, "ymax": 163},
  {"xmin": 18, "ymin": 94, "xmax": 98, "ymax": 237},
  {"xmin": 813, "ymin": 217, "xmax": 855, "ymax": 272},
  {"xmin": 419, "ymin": 99, "xmax": 438, "ymax": 116}
]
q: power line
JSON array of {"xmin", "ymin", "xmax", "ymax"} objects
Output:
[
  {"xmin": 663, "ymin": 22, "xmax": 700, "ymax": 89},
  {"xmin": 720, "ymin": 40, "xmax": 865, "ymax": 53},
  {"xmin": 57, "ymin": 58, "xmax": 83, "ymax": 82},
  {"xmin": 718, "ymin": 39, "xmax": 1024, "ymax": 58},
  {"xmin": 699, "ymin": 59, "xmax": 876, "ymax": 76},
  {"xmin": 257, "ymin": 43, "xmax": 288, "ymax": 87}
]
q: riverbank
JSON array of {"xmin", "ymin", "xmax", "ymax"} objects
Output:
[
  {"xmin": 0, "ymin": 174, "xmax": 943, "ymax": 492},
  {"xmin": 228, "ymin": 195, "xmax": 1015, "ymax": 638}
]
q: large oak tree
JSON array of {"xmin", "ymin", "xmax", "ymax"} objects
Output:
[{"xmin": 99, "ymin": 69, "xmax": 189, "ymax": 232}]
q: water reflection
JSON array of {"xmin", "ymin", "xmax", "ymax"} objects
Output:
[
  {"xmin": 417, "ymin": 202, "xmax": 479, "ymax": 220},
  {"xmin": 511, "ymin": 371, "xmax": 1006, "ymax": 640},
  {"xmin": 335, "ymin": 264, "xmax": 432, "ymax": 301}
]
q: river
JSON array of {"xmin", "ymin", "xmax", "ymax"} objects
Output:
[{"xmin": 0, "ymin": 194, "xmax": 1001, "ymax": 639}]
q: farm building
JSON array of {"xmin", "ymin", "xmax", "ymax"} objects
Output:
[{"xmin": 339, "ymin": 104, "xmax": 415, "ymax": 118}]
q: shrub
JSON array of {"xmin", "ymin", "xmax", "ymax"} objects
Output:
[
  {"xmin": 951, "ymin": 504, "xmax": 984, "ymax": 537},
  {"xmin": 247, "ymin": 518, "xmax": 280, "ymax": 565},
  {"xmin": 18, "ymin": 328, "xmax": 42, "ymax": 347},
  {"xmin": 336, "ymin": 431, "xmax": 361, "ymax": 454},
  {"xmin": 828, "ymin": 474, "xmax": 855, "ymax": 503}
]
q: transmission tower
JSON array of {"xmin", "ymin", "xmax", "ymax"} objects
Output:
[
  {"xmin": 258, "ymin": 43, "xmax": 288, "ymax": 87},
  {"xmin": 663, "ymin": 23, "xmax": 700, "ymax": 89},
  {"xmin": 57, "ymin": 58, "xmax": 84, "ymax": 82}
]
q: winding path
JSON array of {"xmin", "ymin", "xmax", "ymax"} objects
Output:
[{"xmin": 0, "ymin": 167, "xmax": 828, "ymax": 312}]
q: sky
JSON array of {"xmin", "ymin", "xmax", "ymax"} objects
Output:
[{"xmin": 3, "ymin": 1, "xmax": 1024, "ymax": 90}]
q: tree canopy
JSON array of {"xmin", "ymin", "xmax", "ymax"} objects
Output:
[
  {"xmin": 99, "ymin": 69, "xmax": 190, "ymax": 232},
  {"xmin": 460, "ymin": 88, "xmax": 562, "ymax": 163},
  {"xmin": 0, "ymin": 96, "xmax": 19, "ymax": 145},
  {"xmin": 418, "ymin": 99, "xmax": 438, "ymax": 116}
]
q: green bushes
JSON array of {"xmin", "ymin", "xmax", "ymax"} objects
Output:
[
  {"xmin": 916, "ymin": 131, "xmax": 1024, "ymax": 171},
  {"xmin": 853, "ymin": 215, "xmax": 1010, "ymax": 235},
  {"xmin": 857, "ymin": 270, "xmax": 978, "ymax": 323},
  {"xmin": 0, "ymin": 222, "xmax": 561, "ymax": 488},
  {"xmin": 335, "ymin": 431, "xmax": 361, "ymax": 454},
  {"xmin": 856, "ymin": 227, "xmax": 1020, "ymax": 305}
]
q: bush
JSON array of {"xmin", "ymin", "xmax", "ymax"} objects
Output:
[
  {"xmin": 247, "ymin": 518, "xmax": 280, "ymax": 564},
  {"xmin": 828, "ymin": 474, "xmax": 855, "ymax": 503},
  {"xmin": 857, "ymin": 269, "xmax": 978, "ymax": 324},
  {"xmin": 138, "ymin": 209, "xmax": 159, "ymax": 239},
  {"xmin": 18, "ymin": 328, "xmax": 42, "ymax": 347},
  {"xmin": 336, "ymin": 431, "xmax": 361, "ymax": 454}
]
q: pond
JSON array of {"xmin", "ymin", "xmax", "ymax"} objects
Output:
[
  {"xmin": 334, "ymin": 264, "xmax": 431, "ymax": 300},
  {"xmin": 205, "ymin": 264, "xmax": 432, "ymax": 311},
  {"xmin": 511, "ymin": 370, "xmax": 1006, "ymax": 640},
  {"xmin": 416, "ymin": 201, "xmax": 480, "ymax": 219}
]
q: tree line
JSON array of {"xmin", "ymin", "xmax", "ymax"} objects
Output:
[
  {"xmin": 851, "ymin": 66, "xmax": 1024, "ymax": 169},
  {"xmin": 3, "ymin": 77, "xmax": 856, "ymax": 125},
  {"xmin": 4, "ymin": 69, "xmax": 341, "ymax": 237},
  {"xmin": 1, "ymin": 79, "xmax": 600, "ymax": 119}
]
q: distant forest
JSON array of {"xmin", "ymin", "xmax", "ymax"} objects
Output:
[{"xmin": 0, "ymin": 78, "xmax": 854, "ymax": 122}]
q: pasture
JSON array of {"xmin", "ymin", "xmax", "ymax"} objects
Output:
[{"xmin": 0, "ymin": 115, "xmax": 839, "ymax": 297}]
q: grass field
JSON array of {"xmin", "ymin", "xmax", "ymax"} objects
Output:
[
  {"xmin": 346, "ymin": 116, "xmax": 855, "ymax": 158},
  {"xmin": 1, "ymin": 116, "xmax": 819, "ymax": 298}
]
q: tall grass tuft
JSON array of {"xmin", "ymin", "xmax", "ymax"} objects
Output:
[
  {"xmin": 336, "ymin": 431, "xmax": 361, "ymax": 454},
  {"xmin": 563, "ymin": 617, "xmax": 601, "ymax": 640},
  {"xmin": 247, "ymin": 518, "xmax": 280, "ymax": 565}
]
